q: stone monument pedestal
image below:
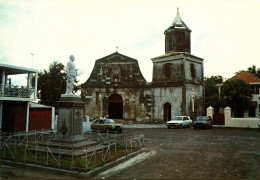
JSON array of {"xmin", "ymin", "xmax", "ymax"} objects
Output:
[
  {"xmin": 34, "ymin": 95, "xmax": 106, "ymax": 157},
  {"xmin": 54, "ymin": 94, "xmax": 86, "ymax": 142}
]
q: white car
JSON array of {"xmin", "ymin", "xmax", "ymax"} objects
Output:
[{"xmin": 167, "ymin": 116, "xmax": 192, "ymax": 129}]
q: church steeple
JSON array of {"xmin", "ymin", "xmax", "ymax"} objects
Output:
[{"xmin": 164, "ymin": 8, "xmax": 191, "ymax": 54}]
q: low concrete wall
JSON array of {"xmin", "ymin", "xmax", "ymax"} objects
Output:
[{"xmin": 225, "ymin": 118, "xmax": 259, "ymax": 128}]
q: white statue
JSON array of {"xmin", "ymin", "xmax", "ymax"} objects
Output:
[{"xmin": 65, "ymin": 55, "xmax": 76, "ymax": 95}]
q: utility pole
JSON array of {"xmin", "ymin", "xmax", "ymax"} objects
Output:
[{"xmin": 30, "ymin": 53, "xmax": 34, "ymax": 68}]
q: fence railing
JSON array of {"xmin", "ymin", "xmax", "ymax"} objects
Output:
[
  {"xmin": 0, "ymin": 129, "xmax": 144, "ymax": 172},
  {"xmin": 0, "ymin": 84, "xmax": 34, "ymax": 98}
]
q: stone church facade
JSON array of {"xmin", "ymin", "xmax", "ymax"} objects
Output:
[{"xmin": 81, "ymin": 10, "xmax": 204, "ymax": 123}]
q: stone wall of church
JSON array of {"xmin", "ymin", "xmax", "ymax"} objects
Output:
[
  {"xmin": 82, "ymin": 87, "xmax": 152, "ymax": 122},
  {"xmin": 152, "ymin": 60, "xmax": 184, "ymax": 83},
  {"xmin": 152, "ymin": 86, "xmax": 183, "ymax": 122},
  {"xmin": 184, "ymin": 59, "xmax": 203, "ymax": 83},
  {"xmin": 185, "ymin": 83, "xmax": 204, "ymax": 116}
]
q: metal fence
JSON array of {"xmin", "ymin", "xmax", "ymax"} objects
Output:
[
  {"xmin": 0, "ymin": 129, "xmax": 144, "ymax": 172},
  {"xmin": 0, "ymin": 84, "xmax": 34, "ymax": 98}
]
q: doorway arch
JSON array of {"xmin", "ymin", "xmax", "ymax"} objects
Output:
[
  {"xmin": 108, "ymin": 94, "xmax": 123, "ymax": 119},
  {"xmin": 163, "ymin": 103, "xmax": 171, "ymax": 122}
]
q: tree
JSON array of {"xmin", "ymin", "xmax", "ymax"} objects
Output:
[
  {"xmin": 221, "ymin": 79, "xmax": 252, "ymax": 117},
  {"xmin": 204, "ymin": 75, "xmax": 223, "ymax": 111},
  {"xmin": 247, "ymin": 65, "xmax": 260, "ymax": 78},
  {"xmin": 235, "ymin": 65, "xmax": 260, "ymax": 78},
  {"xmin": 33, "ymin": 61, "xmax": 80, "ymax": 106}
]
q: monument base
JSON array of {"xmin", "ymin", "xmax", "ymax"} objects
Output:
[{"xmin": 55, "ymin": 95, "xmax": 85, "ymax": 142}]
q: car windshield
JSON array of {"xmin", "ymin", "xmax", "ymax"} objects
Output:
[
  {"xmin": 104, "ymin": 119, "xmax": 115, "ymax": 124},
  {"xmin": 174, "ymin": 117, "xmax": 182, "ymax": 121},
  {"xmin": 196, "ymin": 116, "xmax": 207, "ymax": 121}
]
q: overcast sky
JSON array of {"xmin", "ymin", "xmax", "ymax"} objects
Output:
[{"xmin": 1, "ymin": 0, "xmax": 260, "ymax": 86}]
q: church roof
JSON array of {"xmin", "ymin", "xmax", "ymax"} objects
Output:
[
  {"xmin": 82, "ymin": 52, "xmax": 149, "ymax": 88},
  {"xmin": 165, "ymin": 8, "xmax": 191, "ymax": 32},
  {"xmin": 232, "ymin": 71, "xmax": 260, "ymax": 84}
]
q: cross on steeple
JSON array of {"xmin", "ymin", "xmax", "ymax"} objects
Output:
[{"xmin": 116, "ymin": 46, "xmax": 118, "ymax": 52}]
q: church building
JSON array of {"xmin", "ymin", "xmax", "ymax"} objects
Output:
[{"xmin": 81, "ymin": 9, "xmax": 205, "ymax": 122}]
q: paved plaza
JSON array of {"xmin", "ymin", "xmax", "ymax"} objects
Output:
[{"xmin": 1, "ymin": 126, "xmax": 260, "ymax": 179}]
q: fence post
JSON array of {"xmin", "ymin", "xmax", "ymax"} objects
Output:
[
  {"xmin": 14, "ymin": 140, "xmax": 16, "ymax": 158},
  {"xmin": 59, "ymin": 145, "xmax": 61, "ymax": 169},
  {"xmin": 35, "ymin": 144, "xmax": 37, "ymax": 162},
  {"xmin": 42, "ymin": 129, "xmax": 43, "ymax": 142},
  {"xmin": 4, "ymin": 144, "xmax": 6, "ymax": 158},
  {"xmin": 24, "ymin": 145, "xmax": 26, "ymax": 162},
  {"xmin": 143, "ymin": 135, "xmax": 144, "ymax": 147},
  {"xmin": 85, "ymin": 147, "xmax": 88, "ymax": 169},
  {"xmin": 102, "ymin": 147, "xmax": 104, "ymax": 163},
  {"xmin": 126, "ymin": 138, "xmax": 128, "ymax": 155},
  {"xmin": 106, "ymin": 131, "xmax": 108, "ymax": 141},
  {"xmin": 98, "ymin": 130, "xmax": 100, "ymax": 142},
  {"xmin": 19, "ymin": 130, "xmax": 20, "ymax": 142},
  {"xmin": 71, "ymin": 145, "xmax": 74, "ymax": 169},
  {"xmin": 131, "ymin": 137, "xmax": 132, "ymax": 151},
  {"xmin": 115, "ymin": 140, "xmax": 117, "ymax": 159},
  {"xmin": 35, "ymin": 129, "xmax": 36, "ymax": 142},
  {"xmin": 26, "ymin": 132, "xmax": 28, "ymax": 144},
  {"xmin": 47, "ymin": 143, "xmax": 49, "ymax": 166},
  {"xmin": 109, "ymin": 142, "xmax": 111, "ymax": 160},
  {"xmin": 94, "ymin": 148, "xmax": 96, "ymax": 167}
]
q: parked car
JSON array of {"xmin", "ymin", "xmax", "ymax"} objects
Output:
[
  {"xmin": 167, "ymin": 116, "xmax": 192, "ymax": 129},
  {"xmin": 193, "ymin": 116, "xmax": 213, "ymax": 129},
  {"xmin": 90, "ymin": 119, "xmax": 123, "ymax": 133}
]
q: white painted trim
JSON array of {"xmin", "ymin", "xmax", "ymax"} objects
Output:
[
  {"xmin": 0, "ymin": 97, "xmax": 36, "ymax": 101},
  {"xmin": 1, "ymin": 70, "xmax": 5, "ymax": 94},
  {"xmin": 0, "ymin": 63, "xmax": 37, "ymax": 73},
  {"xmin": 0, "ymin": 101, "xmax": 2, "ymax": 131},
  {"xmin": 34, "ymin": 71, "xmax": 38, "ymax": 99},
  {"xmin": 26, "ymin": 102, "xmax": 29, "ymax": 132},
  {"xmin": 51, "ymin": 107, "xmax": 55, "ymax": 129}
]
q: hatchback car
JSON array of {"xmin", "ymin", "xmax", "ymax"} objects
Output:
[
  {"xmin": 193, "ymin": 116, "xmax": 213, "ymax": 129},
  {"xmin": 90, "ymin": 119, "xmax": 123, "ymax": 133}
]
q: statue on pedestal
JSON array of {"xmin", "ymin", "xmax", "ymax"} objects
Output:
[{"xmin": 65, "ymin": 55, "xmax": 76, "ymax": 95}]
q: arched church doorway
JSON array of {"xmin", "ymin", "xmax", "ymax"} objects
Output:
[
  {"xmin": 108, "ymin": 94, "xmax": 123, "ymax": 119},
  {"xmin": 163, "ymin": 103, "xmax": 171, "ymax": 122}
]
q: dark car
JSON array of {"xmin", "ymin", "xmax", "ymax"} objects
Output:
[{"xmin": 193, "ymin": 116, "xmax": 213, "ymax": 129}]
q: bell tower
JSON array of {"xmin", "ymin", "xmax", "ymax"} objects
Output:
[{"xmin": 164, "ymin": 8, "xmax": 191, "ymax": 54}]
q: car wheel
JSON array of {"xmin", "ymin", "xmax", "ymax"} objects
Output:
[
  {"xmin": 205, "ymin": 125, "xmax": 208, "ymax": 130},
  {"xmin": 193, "ymin": 126, "xmax": 196, "ymax": 129},
  {"xmin": 167, "ymin": 126, "xmax": 171, "ymax": 129},
  {"xmin": 180, "ymin": 124, "xmax": 182, "ymax": 129}
]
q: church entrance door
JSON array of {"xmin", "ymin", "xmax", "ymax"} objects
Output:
[
  {"xmin": 163, "ymin": 103, "xmax": 171, "ymax": 122},
  {"xmin": 108, "ymin": 94, "xmax": 123, "ymax": 119}
]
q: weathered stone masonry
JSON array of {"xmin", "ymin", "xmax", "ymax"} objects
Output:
[{"xmin": 81, "ymin": 9, "xmax": 205, "ymax": 123}]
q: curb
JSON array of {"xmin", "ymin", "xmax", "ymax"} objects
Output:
[{"xmin": 0, "ymin": 148, "xmax": 145, "ymax": 179}]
